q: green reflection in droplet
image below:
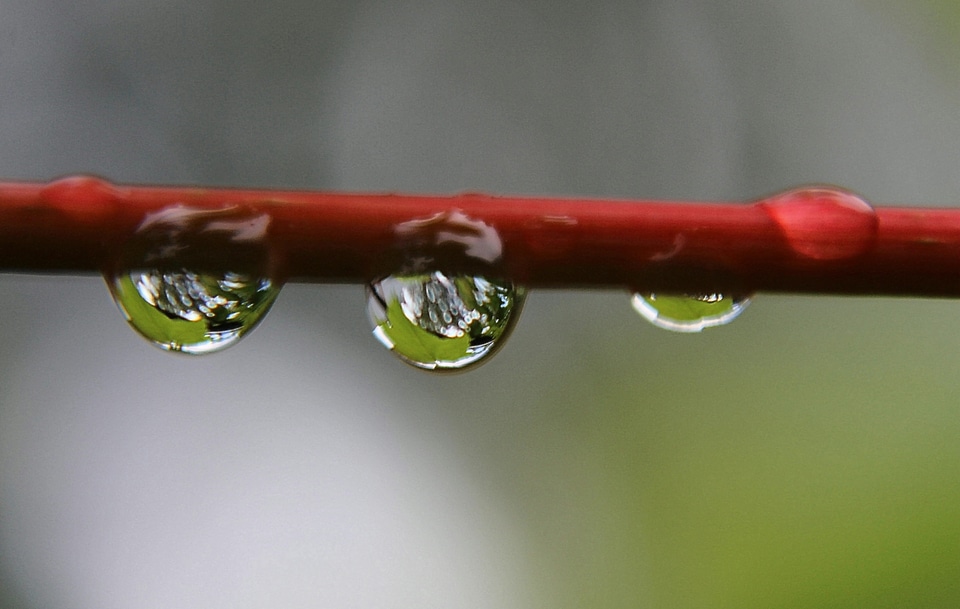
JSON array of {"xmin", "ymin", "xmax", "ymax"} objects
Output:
[
  {"xmin": 631, "ymin": 292, "xmax": 750, "ymax": 333},
  {"xmin": 367, "ymin": 271, "xmax": 524, "ymax": 371},
  {"xmin": 108, "ymin": 270, "xmax": 280, "ymax": 354}
]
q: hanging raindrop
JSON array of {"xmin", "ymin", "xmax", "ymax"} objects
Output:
[
  {"xmin": 367, "ymin": 271, "xmax": 524, "ymax": 370},
  {"xmin": 367, "ymin": 210, "xmax": 523, "ymax": 371},
  {"xmin": 105, "ymin": 206, "xmax": 280, "ymax": 354},
  {"xmin": 631, "ymin": 292, "xmax": 750, "ymax": 332},
  {"xmin": 109, "ymin": 270, "xmax": 279, "ymax": 354}
]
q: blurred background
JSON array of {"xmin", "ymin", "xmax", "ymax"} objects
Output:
[{"xmin": 2, "ymin": 1, "xmax": 960, "ymax": 607}]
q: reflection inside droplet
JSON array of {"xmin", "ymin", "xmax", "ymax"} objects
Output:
[
  {"xmin": 370, "ymin": 209, "xmax": 523, "ymax": 371},
  {"xmin": 367, "ymin": 271, "xmax": 524, "ymax": 371},
  {"xmin": 104, "ymin": 205, "xmax": 280, "ymax": 354},
  {"xmin": 631, "ymin": 292, "xmax": 750, "ymax": 332},
  {"xmin": 109, "ymin": 270, "xmax": 279, "ymax": 354}
]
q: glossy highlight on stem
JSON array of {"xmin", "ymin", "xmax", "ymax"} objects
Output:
[{"xmin": 3, "ymin": 176, "xmax": 960, "ymax": 298}]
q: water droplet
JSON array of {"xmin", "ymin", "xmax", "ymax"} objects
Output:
[
  {"xmin": 105, "ymin": 206, "xmax": 280, "ymax": 354},
  {"xmin": 760, "ymin": 187, "xmax": 878, "ymax": 260},
  {"xmin": 367, "ymin": 271, "xmax": 524, "ymax": 370},
  {"xmin": 369, "ymin": 210, "xmax": 525, "ymax": 370},
  {"xmin": 631, "ymin": 292, "xmax": 750, "ymax": 332},
  {"xmin": 40, "ymin": 175, "xmax": 119, "ymax": 223},
  {"xmin": 109, "ymin": 270, "xmax": 279, "ymax": 354}
]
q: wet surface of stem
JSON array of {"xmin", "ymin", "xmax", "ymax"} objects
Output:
[{"xmin": 1, "ymin": 176, "xmax": 960, "ymax": 297}]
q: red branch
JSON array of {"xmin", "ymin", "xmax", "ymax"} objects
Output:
[{"xmin": 1, "ymin": 175, "xmax": 959, "ymax": 297}]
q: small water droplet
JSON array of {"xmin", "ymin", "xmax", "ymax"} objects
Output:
[
  {"xmin": 40, "ymin": 175, "xmax": 118, "ymax": 222},
  {"xmin": 631, "ymin": 292, "xmax": 750, "ymax": 332},
  {"xmin": 368, "ymin": 271, "xmax": 523, "ymax": 370},
  {"xmin": 760, "ymin": 187, "xmax": 878, "ymax": 260},
  {"xmin": 105, "ymin": 206, "xmax": 280, "ymax": 354}
]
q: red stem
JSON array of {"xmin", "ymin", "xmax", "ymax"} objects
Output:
[{"xmin": 1, "ymin": 175, "xmax": 959, "ymax": 297}]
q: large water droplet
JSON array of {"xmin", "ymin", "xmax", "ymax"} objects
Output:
[
  {"xmin": 631, "ymin": 292, "xmax": 750, "ymax": 332},
  {"xmin": 369, "ymin": 210, "xmax": 524, "ymax": 371},
  {"xmin": 105, "ymin": 206, "xmax": 280, "ymax": 354},
  {"xmin": 367, "ymin": 272, "xmax": 524, "ymax": 370},
  {"xmin": 108, "ymin": 270, "xmax": 279, "ymax": 354},
  {"xmin": 760, "ymin": 187, "xmax": 878, "ymax": 260}
]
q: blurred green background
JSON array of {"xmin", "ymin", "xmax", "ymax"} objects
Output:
[{"xmin": 2, "ymin": 1, "xmax": 960, "ymax": 607}]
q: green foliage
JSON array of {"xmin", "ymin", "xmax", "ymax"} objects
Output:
[
  {"xmin": 111, "ymin": 274, "xmax": 209, "ymax": 347},
  {"xmin": 109, "ymin": 272, "xmax": 279, "ymax": 354},
  {"xmin": 484, "ymin": 295, "xmax": 960, "ymax": 609},
  {"xmin": 639, "ymin": 293, "xmax": 736, "ymax": 322},
  {"xmin": 383, "ymin": 298, "xmax": 472, "ymax": 363}
]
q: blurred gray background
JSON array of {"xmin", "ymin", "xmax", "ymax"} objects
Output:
[{"xmin": 2, "ymin": 1, "xmax": 960, "ymax": 607}]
